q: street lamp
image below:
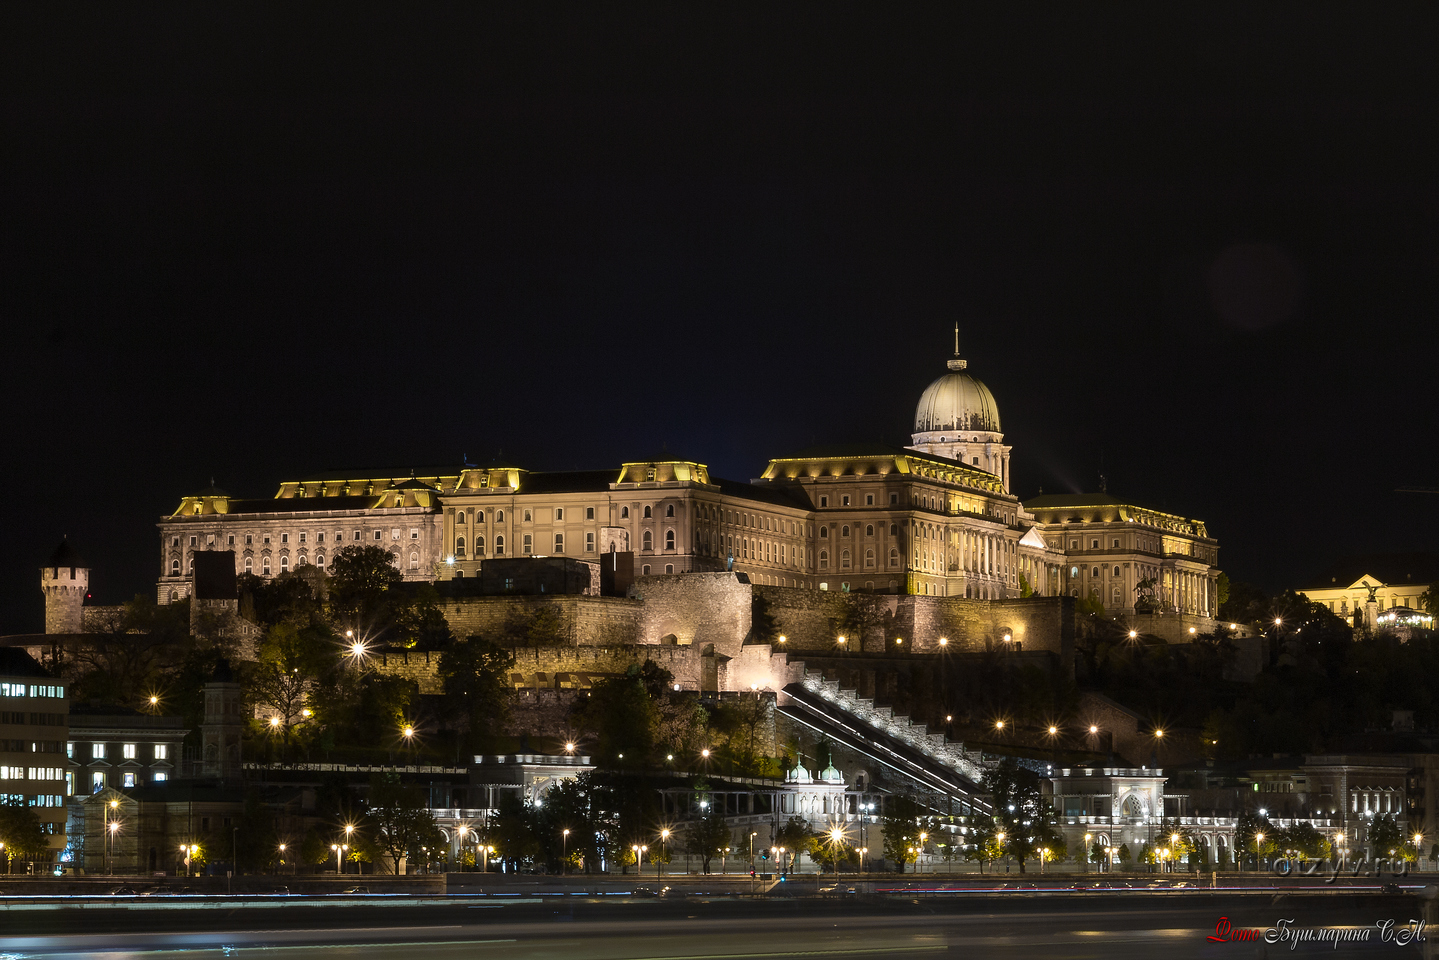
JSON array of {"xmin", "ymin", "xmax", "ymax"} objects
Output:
[
  {"xmin": 829, "ymin": 827, "xmax": 844, "ymax": 876},
  {"xmin": 632, "ymin": 844, "xmax": 647, "ymax": 876},
  {"xmin": 919, "ymin": 831, "xmax": 928, "ymax": 874},
  {"xmin": 860, "ymin": 846, "xmax": 868, "ymax": 874},
  {"xmin": 659, "ymin": 830, "xmax": 670, "ymax": 880},
  {"xmin": 1254, "ymin": 832, "xmax": 1265, "ymax": 871},
  {"xmin": 562, "ymin": 829, "xmax": 570, "ymax": 875},
  {"xmin": 277, "ymin": 843, "xmax": 287, "ymax": 874},
  {"xmin": 1040, "ymin": 847, "xmax": 1049, "ymax": 874},
  {"xmin": 1083, "ymin": 833, "xmax": 1092, "ymax": 873}
]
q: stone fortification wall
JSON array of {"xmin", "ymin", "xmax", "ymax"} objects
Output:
[
  {"xmin": 438, "ymin": 595, "xmax": 642, "ymax": 646},
  {"xmin": 900, "ymin": 595, "xmax": 1075, "ymax": 661},
  {"xmin": 631, "ymin": 573, "xmax": 751, "ymax": 657},
  {"xmin": 754, "ymin": 586, "xmax": 1074, "ymax": 662}
]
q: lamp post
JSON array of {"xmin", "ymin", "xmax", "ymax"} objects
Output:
[
  {"xmin": 721, "ymin": 846, "xmax": 729, "ymax": 875},
  {"xmin": 277, "ymin": 843, "xmax": 286, "ymax": 875},
  {"xmin": 996, "ymin": 832, "xmax": 1005, "ymax": 873},
  {"xmin": 482, "ymin": 844, "xmax": 493, "ymax": 873},
  {"xmin": 1254, "ymin": 832, "xmax": 1264, "ymax": 872},
  {"xmin": 1083, "ymin": 833, "xmax": 1092, "ymax": 874},
  {"xmin": 919, "ymin": 831, "xmax": 928, "ymax": 874},
  {"xmin": 632, "ymin": 844, "xmax": 647, "ymax": 876},
  {"xmin": 829, "ymin": 827, "xmax": 844, "ymax": 877},
  {"xmin": 659, "ymin": 830, "xmax": 669, "ymax": 880},
  {"xmin": 104, "ymin": 799, "xmax": 119, "ymax": 875},
  {"xmin": 750, "ymin": 832, "xmax": 757, "ymax": 873},
  {"xmin": 860, "ymin": 846, "xmax": 868, "ymax": 874},
  {"xmin": 562, "ymin": 829, "xmax": 570, "ymax": 876},
  {"xmin": 1040, "ymin": 847, "xmax": 1048, "ymax": 875}
]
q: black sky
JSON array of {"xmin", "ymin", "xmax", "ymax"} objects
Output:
[{"xmin": 3, "ymin": 6, "xmax": 1437, "ymax": 633}]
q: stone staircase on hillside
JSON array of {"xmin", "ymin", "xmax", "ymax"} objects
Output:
[{"xmin": 793, "ymin": 669, "xmax": 991, "ymax": 787}]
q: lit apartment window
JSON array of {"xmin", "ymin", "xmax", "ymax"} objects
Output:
[
  {"xmin": 92, "ymin": 772, "xmax": 105, "ymax": 792},
  {"xmin": 122, "ymin": 772, "xmax": 137, "ymax": 788},
  {"xmin": 66, "ymin": 742, "xmax": 74, "ymax": 758},
  {"xmin": 154, "ymin": 744, "xmax": 168, "ymax": 760},
  {"xmin": 122, "ymin": 744, "xmax": 137, "ymax": 759},
  {"xmin": 153, "ymin": 771, "xmax": 168, "ymax": 782},
  {"xmin": 92, "ymin": 743, "xmax": 106, "ymax": 760}
]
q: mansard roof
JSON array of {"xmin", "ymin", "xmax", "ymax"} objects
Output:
[{"xmin": 760, "ymin": 443, "xmax": 1006, "ymax": 494}]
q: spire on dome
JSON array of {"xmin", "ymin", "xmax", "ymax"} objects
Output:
[{"xmin": 948, "ymin": 321, "xmax": 967, "ymax": 371}]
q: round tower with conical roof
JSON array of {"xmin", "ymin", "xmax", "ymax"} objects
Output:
[{"xmin": 41, "ymin": 538, "xmax": 89, "ymax": 634}]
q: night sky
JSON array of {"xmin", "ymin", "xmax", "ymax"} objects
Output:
[{"xmin": 3, "ymin": 7, "xmax": 1437, "ymax": 633}]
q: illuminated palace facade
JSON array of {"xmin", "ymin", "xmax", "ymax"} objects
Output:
[{"xmin": 156, "ymin": 344, "xmax": 1220, "ymax": 621}]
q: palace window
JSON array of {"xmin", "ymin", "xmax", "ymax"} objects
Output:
[
  {"xmin": 621, "ymin": 506, "xmax": 630, "ymax": 519},
  {"xmin": 666, "ymin": 504, "xmax": 674, "ymax": 518},
  {"xmin": 1113, "ymin": 538, "xmax": 1120, "ymax": 548},
  {"xmin": 972, "ymin": 458, "xmax": 979, "ymax": 465},
  {"xmin": 866, "ymin": 524, "xmax": 874, "ymax": 537},
  {"xmin": 354, "ymin": 530, "xmax": 361, "ymax": 541},
  {"xmin": 457, "ymin": 511, "xmax": 467, "ymax": 524},
  {"xmin": 554, "ymin": 533, "xmax": 564, "ymax": 553},
  {"xmin": 890, "ymin": 523, "xmax": 898, "ymax": 536},
  {"xmin": 1092, "ymin": 539, "xmax": 1100, "ymax": 549},
  {"xmin": 642, "ymin": 531, "xmax": 653, "ymax": 551},
  {"xmin": 227, "ymin": 535, "xmax": 235, "ymax": 546},
  {"xmin": 263, "ymin": 557, "xmax": 271, "ymax": 575},
  {"xmin": 410, "ymin": 552, "xmax": 420, "ymax": 569},
  {"xmin": 585, "ymin": 532, "xmax": 595, "ymax": 552},
  {"xmin": 280, "ymin": 556, "xmax": 290, "ymax": 573},
  {"xmin": 643, "ymin": 505, "xmax": 652, "ymax": 519},
  {"xmin": 890, "ymin": 493, "xmax": 899, "ymax": 505},
  {"xmin": 820, "ymin": 496, "xmax": 829, "ymax": 508},
  {"xmin": 864, "ymin": 549, "xmax": 875, "ymax": 568},
  {"xmin": 842, "ymin": 496, "xmax": 851, "ymax": 506},
  {"xmin": 665, "ymin": 564, "xmax": 674, "ymax": 574},
  {"xmin": 298, "ymin": 532, "xmax": 306, "ymax": 543},
  {"xmin": 1113, "ymin": 565, "xmax": 1121, "ymax": 576},
  {"xmin": 555, "ymin": 508, "xmax": 563, "ymax": 521},
  {"xmin": 841, "ymin": 525, "xmax": 850, "ymax": 538},
  {"xmin": 665, "ymin": 530, "xmax": 675, "ymax": 550},
  {"xmin": 170, "ymin": 559, "xmax": 180, "ymax": 575},
  {"xmin": 522, "ymin": 534, "xmax": 532, "ymax": 554},
  {"xmin": 586, "ymin": 507, "xmax": 595, "ymax": 520},
  {"xmin": 122, "ymin": 743, "xmax": 137, "ymax": 759},
  {"xmin": 374, "ymin": 530, "xmax": 382, "ymax": 541},
  {"xmin": 411, "ymin": 528, "xmax": 419, "ymax": 539},
  {"xmin": 316, "ymin": 553, "xmax": 325, "ymax": 569},
  {"xmin": 281, "ymin": 533, "xmax": 288, "ymax": 544},
  {"xmin": 495, "ymin": 536, "xmax": 504, "ymax": 555},
  {"xmin": 495, "ymin": 510, "xmax": 505, "ymax": 522},
  {"xmin": 1092, "ymin": 566, "xmax": 1100, "ymax": 576},
  {"xmin": 819, "ymin": 550, "xmax": 829, "ymax": 570},
  {"xmin": 889, "ymin": 548, "xmax": 900, "ymax": 567},
  {"xmin": 154, "ymin": 744, "xmax": 167, "ymax": 760},
  {"xmin": 819, "ymin": 526, "xmax": 829, "ymax": 539},
  {"xmin": 643, "ymin": 565, "xmax": 651, "ymax": 575},
  {"xmin": 455, "ymin": 536, "xmax": 466, "ymax": 557},
  {"xmin": 244, "ymin": 557, "xmax": 252, "ymax": 573},
  {"xmin": 841, "ymin": 550, "xmax": 851, "ymax": 569},
  {"xmin": 476, "ymin": 536, "xmax": 485, "ymax": 556}
]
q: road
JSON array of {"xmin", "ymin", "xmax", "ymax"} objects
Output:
[{"xmin": 0, "ymin": 890, "xmax": 1429, "ymax": 958}]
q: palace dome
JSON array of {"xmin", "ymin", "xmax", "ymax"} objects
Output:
[{"xmin": 913, "ymin": 358, "xmax": 1002, "ymax": 436}]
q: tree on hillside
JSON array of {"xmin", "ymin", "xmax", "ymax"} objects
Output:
[
  {"xmin": 0, "ymin": 799, "xmax": 48, "ymax": 860},
  {"xmin": 574, "ymin": 670, "xmax": 662, "ymax": 765},
  {"xmin": 366, "ymin": 772, "xmax": 441, "ymax": 875},
  {"xmin": 1368, "ymin": 814, "xmax": 1406, "ymax": 863},
  {"xmin": 879, "ymin": 795, "xmax": 930, "ymax": 873},
  {"xmin": 984, "ymin": 757, "xmax": 1063, "ymax": 874},
  {"xmin": 685, "ymin": 808, "xmax": 733, "ymax": 874},
  {"xmin": 327, "ymin": 546, "xmax": 403, "ymax": 630},
  {"xmin": 749, "ymin": 593, "xmax": 780, "ymax": 644},
  {"xmin": 439, "ymin": 636, "xmax": 515, "ymax": 754}
]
